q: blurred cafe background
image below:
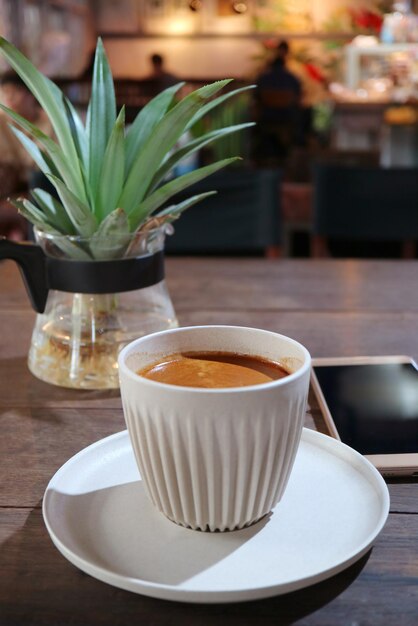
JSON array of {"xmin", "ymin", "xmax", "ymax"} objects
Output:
[{"xmin": 1, "ymin": 0, "xmax": 418, "ymax": 258}]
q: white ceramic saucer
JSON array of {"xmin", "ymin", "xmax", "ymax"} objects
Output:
[{"xmin": 43, "ymin": 428, "xmax": 389, "ymax": 604}]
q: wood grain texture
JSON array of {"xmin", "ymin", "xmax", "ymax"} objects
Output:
[
  {"xmin": 0, "ymin": 510, "xmax": 417, "ymax": 626},
  {"xmin": 1, "ymin": 257, "xmax": 418, "ymax": 624},
  {"xmin": 3, "ymin": 257, "xmax": 418, "ymax": 312},
  {"xmin": 167, "ymin": 258, "xmax": 418, "ymax": 313},
  {"xmin": 1, "ymin": 404, "xmax": 416, "ymax": 512},
  {"xmin": 1, "ymin": 310, "xmax": 418, "ymax": 409},
  {"xmin": 0, "ymin": 407, "xmax": 125, "ymax": 507}
]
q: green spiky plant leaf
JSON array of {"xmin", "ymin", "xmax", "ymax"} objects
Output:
[{"xmin": 0, "ymin": 37, "xmax": 254, "ymax": 259}]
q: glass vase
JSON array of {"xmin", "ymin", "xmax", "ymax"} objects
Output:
[{"xmin": 27, "ymin": 227, "xmax": 178, "ymax": 389}]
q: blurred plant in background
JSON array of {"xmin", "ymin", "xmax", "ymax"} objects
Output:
[{"xmin": 198, "ymin": 91, "xmax": 254, "ymax": 164}]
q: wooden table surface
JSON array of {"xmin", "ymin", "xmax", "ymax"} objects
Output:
[{"xmin": 1, "ymin": 257, "xmax": 417, "ymax": 625}]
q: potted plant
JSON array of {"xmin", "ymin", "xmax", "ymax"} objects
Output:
[{"xmin": 0, "ymin": 38, "xmax": 253, "ymax": 389}]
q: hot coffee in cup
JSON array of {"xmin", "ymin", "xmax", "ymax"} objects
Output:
[
  {"xmin": 119, "ymin": 326, "xmax": 311, "ymax": 532},
  {"xmin": 137, "ymin": 351, "xmax": 290, "ymax": 388}
]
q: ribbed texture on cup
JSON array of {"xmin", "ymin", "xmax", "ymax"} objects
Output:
[{"xmin": 123, "ymin": 394, "xmax": 306, "ymax": 532}]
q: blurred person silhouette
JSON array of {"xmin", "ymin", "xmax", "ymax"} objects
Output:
[
  {"xmin": 144, "ymin": 53, "xmax": 180, "ymax": 93},
  {"xmin": 0, "ymin": 71, "xmax": 53, "ymax": 239},
  {"xmin": 254, "ymin": 40, "xmax": 303, "ymax": 166}
]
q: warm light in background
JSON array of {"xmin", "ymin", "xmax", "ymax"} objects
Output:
[{"xmin": 167, "ymin": 18, "xmax": 196, "ymax": 35}]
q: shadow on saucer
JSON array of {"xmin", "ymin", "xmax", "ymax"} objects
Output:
[
  {"xmin": 1, "ymin": 503, "xmax": 370, "ymax": 626},
  {"xmin": 45, "ymin": 480, "xmax": 271, "ymax": 586}
]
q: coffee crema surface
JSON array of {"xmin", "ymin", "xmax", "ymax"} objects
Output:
[{"xmin": 137, "ymin": 351, "xmax": 290, "ymax": 388}]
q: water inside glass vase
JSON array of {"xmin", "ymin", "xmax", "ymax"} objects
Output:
[{"xmin": 28, "ymin": 228, "xmax": 178, "ymax": 389}]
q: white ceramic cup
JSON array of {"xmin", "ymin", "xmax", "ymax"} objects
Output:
[{"xmin": 118, "ymin": 325, "xmax": 311, "ymax": 532}]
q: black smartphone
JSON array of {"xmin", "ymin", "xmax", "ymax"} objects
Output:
[{"xmin": 311, "ymin": 356, "xmax": 418, "ymax": 477}]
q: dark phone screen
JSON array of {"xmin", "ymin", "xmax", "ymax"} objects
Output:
[{"xmin": 314, "ymin": 362, "xmax": 418, "ymax": 455}]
